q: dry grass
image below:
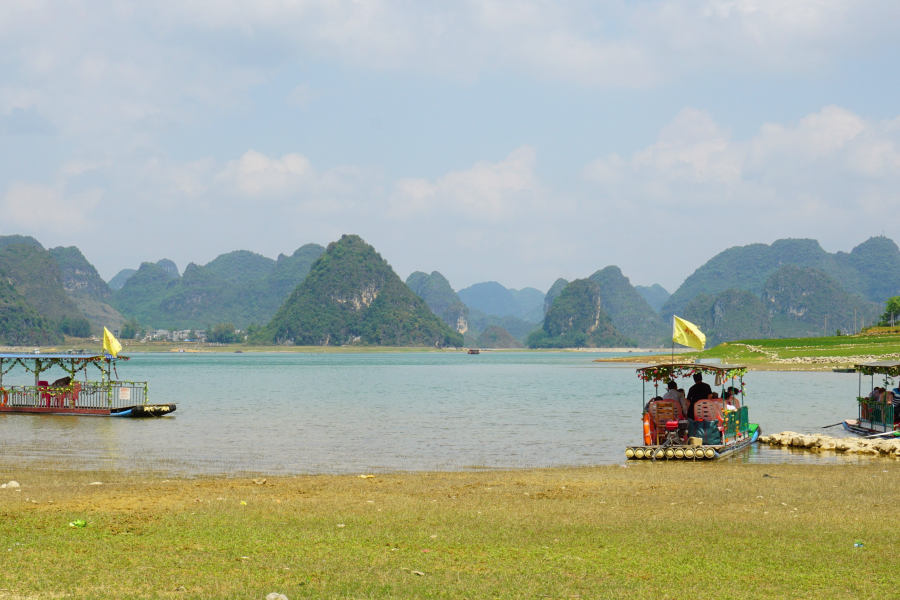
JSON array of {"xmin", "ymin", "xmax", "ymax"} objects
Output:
[{"xmin": 0, "ymin": 462, "xmax": 895, "ymax": 599}]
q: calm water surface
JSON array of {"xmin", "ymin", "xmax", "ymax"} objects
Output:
[{"xmin": 0, "ymin": 352, "xmax": 873, "ymax": 474}]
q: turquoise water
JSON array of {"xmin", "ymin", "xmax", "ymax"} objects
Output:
[{"xmin": 0, "ymin": 352, "xmax": 873, "ymax": 474}]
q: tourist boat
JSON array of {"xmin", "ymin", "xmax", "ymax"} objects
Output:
[
  {"xmin": 842, "ymin": 361, "xmax": 899, "ymax": 436},
  {"xmin": 625, "ymin": 363, "xmax": 760, "ymax": 461},
  {"xmin": 0, "ymin": 353, "xmax": 175, "ymax": 417},
  {"xmin": 468, "ymin": 349, "xmax": 480, "ymax": 355}
]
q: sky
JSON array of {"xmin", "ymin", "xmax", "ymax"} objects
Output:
[{"xmin": 2, "ymin": 1, "xmax": 900, "ymax": 294}]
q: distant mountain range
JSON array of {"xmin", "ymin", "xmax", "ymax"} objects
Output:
[
  {"xmin": 110, "ymin": 245, "xmax": 325, "ymax": 330},
  {"xmin": 0, "ymin": 232, "xmax": 896, "ymax": 349}
]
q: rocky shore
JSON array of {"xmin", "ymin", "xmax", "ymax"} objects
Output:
[{"xmin": 760, "ymin": 431, "xmax": 900, "ymax": 457}]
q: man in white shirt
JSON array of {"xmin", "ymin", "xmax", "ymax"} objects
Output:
[{"xmin": 662, "ymin": 380, "xmax": 687, "ymax": 417}]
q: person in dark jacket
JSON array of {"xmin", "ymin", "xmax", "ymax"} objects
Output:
[{"xmin": 687, "ymin": 373, "xmax": 712, "ymax": 419}]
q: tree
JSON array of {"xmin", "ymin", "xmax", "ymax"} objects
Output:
[
  {"xmin": 120, "ymin": 319, "xmax": 141, "ymax": 340},
  {"xmin": 208, "ymin": 322, "xmax": 237, "ymax": 344},
  {"xmin": 878, "ymin": 296, "xmax": 900, "ymax": 326}
]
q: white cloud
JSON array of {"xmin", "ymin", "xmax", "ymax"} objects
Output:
[
  {"xmin": 2, "ymin": 182, "xmax": 100, "ymax": 230},
  {"xmin": 391, "ymin": 146, "xmax": 543, "ymax": 220},
  {"xmin": 580, "ymin": 104, "xmax": 900, "ymax": 271}
]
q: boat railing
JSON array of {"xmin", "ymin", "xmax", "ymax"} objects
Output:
[
  {"xmin": 0, "ymin": 381, "xmax": 148, "ymax": 410},
  {"xmin": 857, "ymin": 396, "xmax": 895, "ymax": 429},
  {"xmin": 723, "ymin": 406, "xmax": 750, "ymax": 442}
]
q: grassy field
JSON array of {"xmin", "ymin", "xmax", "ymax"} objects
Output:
[
  {"xmin": 0, "ymin": 462, "xmax": 896, "ymax": 599},
  {"xmin": 597, "ymin": 332, "xmax": 900, "ymax": 369}
]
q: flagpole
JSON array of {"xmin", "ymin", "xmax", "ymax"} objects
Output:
[{"xmin": 671, "ymin": 316, "xmax": 675, "ymax": 364}]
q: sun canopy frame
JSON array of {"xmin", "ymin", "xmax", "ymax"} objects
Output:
[
  {"xmin": 636, "ymin": 363, "xmax": 748, "ymax": 383},
  {"xmin": 0, "ymin": 354, "xmax": 129, "ymax": 385},
  {"xmin": 856, "ymin": 361, "xmax": 900, "ymax": 377}
]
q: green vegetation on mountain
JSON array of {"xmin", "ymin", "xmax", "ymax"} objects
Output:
[
  {"xmin": 761, "ymin": 265, "xmax": 880, "ymax": 338},
  {"xmin": 406, "ymin": 271, "xmax": 469, "ymax": 333},
  {"xmin": 526, "ymin": 279, "xmax": 635, "ymax": 348},
  {"xmin": 108, "ymin": 269, "xmax": 136, "ymax": 290},
  {"xmin": 635, "ymin": 284, "xmax": 670, "ymax": 314},
  {"xmin": 543, "ymin": 278, "xmax": 568, "ymax": 315},
  {"xmin": 681, "ymin": 289, "xmax": 772, "ymax": 347},
  {"xmin": 49, "ymin": 246, "xmax": 125, "ymax": 333},
  {"xmin": 261, "ymin": 235, "xmax": 462, "ymax": 347},
  {"xmin": 0, "ymin": 244, "xmax": 89, "ymax": 335},
  {"xmin": 662, "ymin": 236, "xmax": 900, "ymax": 318},
  {"xmin": 474, "ymin": 325, "xmax": 523, "ymax": 349},
  {"xmin": 458, "ymin": 282, "xmax": 543, "ymax": 322},
  {"xmin": 110, "ymin": 245, "xmax": 325, "ymax": 330},
  {"xmin": 156, "ymin": 259, "xmax": 179, "ymax": 278},
  {"xmin": 466, "ymin": 309, "xmax": 540, "ymax": 343},
  {"xmin": 204, "ymin": 250, "xmax": 276, "ymax": 284},
  {"xmin": 0, "ymin": 277, "xmax": 63, "ymax": 345},
  {"xmin": 588, "ymin": 266, "xmax": 667, "ymax": 347},
  {"xmin": 0, "ymin": 235, "xmax": 43, "ymax": 250}
]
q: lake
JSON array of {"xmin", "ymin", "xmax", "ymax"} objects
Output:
[{"xmin": 0, "ymin": 351, "xmax": 873, "ymax": 475}]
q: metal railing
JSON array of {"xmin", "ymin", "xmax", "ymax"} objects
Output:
[
  {"xmin": 723, "ymin": 406, "xmax": 750, "ymax": 442},
  {"xmin": 0, "ymin": 381, "xmax": 148, "ymax": 410},
  {"xmin": 858, "ymin": 397, "xmax": 895, "ymax": 430}
]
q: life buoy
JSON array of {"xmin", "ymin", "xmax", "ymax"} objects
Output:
[{"xmin": 643, "ymin": 412, "xmax": 653, "ymax": 445}]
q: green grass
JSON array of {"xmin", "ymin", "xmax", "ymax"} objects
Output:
[
  {"xmin": 688, "ymin": 332, "xmax": 900, "ymax": 367},
  {"xmin": 0, "ymin": 463, "xmax": 897, "ymax": 599}
]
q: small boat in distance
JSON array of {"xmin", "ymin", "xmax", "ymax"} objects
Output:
[
  {"xmin": 0, "ymin": 353, "xmax": 174, "ymax": 418},
  {"xmin": 625, "ymin": 363, "xmax": 760, "ymax": 461},
  {"xmin": 468, "ymin": 349, "xmax": 480, "ymax": 354},
  {"xmin": 843, "ymin": 361, "xmax": 898, "ymax": 436}
]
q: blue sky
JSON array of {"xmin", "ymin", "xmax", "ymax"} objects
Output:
[{"xmin": 2, "ymin": 1, "xmax": 900, "ymax": 293}]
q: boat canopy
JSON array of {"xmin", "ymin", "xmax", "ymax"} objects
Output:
[
  {"xmin": 855, "ymin": 361, "xmax": 900, "ymax": 376},
  {"xmin": 636, "ymin": 362, "xmax": 747, "ymax": 382},
  {"xmin": 0, "ymin": 354, "xmax": 129, "ymax": 381}
]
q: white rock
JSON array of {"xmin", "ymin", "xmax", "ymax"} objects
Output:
[
  {"xmin": 0, "ymin": 484, "xmax": 5, "ymax": 489},
  {"xmin": 7, "ymin": 481, "xmax": 20, "ymax": 488},
  {"xmin": 266, "ymin": 594, "xmax": 288, "ymax": 600}
]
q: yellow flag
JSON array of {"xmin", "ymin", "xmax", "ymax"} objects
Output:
[
  {"xmin": 673, "ymin": 316, "xmax": 706, "ymax": 351},
  {"xmin": 103, "ymin": 327, "xmax": 122, "ymax": 358}
]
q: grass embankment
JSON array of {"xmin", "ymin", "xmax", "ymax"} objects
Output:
[
  {"xmin": 598, "ymin": 333, "xmax": 900, "ymax": 370},
  {"xmin": 0, "ymin": 463, "xmax": 895, "ymax": 599}
]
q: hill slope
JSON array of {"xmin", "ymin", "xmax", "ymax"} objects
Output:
[
  {"xmin": 0, "ymin": 277, "xmax": 63, "ymax": 345},
  {"xmin": 0, "ymin": 244, "xmax": 90, "ymax": 336},
  {"xmin": 49, "ymin": 246, "xmax": 125, "ymax": 333},
  {"xmin": 108, "ymin": 269, "xmax": 136, "ymax": 290},
  {"xmin": 635, "ymin": 284, "xmax": 670, "ymax": 313},
  {"xmin": 662, "ymin": 236, "xmax": 900, "ymax": 318},
  {"xmin": 526, "ymin": 279, "xmax": 634, "ymax": 348},
  {"xmin": 543, "ymin": 278, "xmax": 569, "ymax": 315},
  {"xmin": 681, "ymin": 289, "xmax": 772, "ymax": 347},
  {"xmin": 262, "ymin": 235, "xmax": 462, "ymax": 347},
  {"xmin": 110, "ymin": 245, "xmax": 325, "ymax": 329},
  {"xmin": 406, "ymin": 271, "xmax": 469, "ymax": 334},
  {"xmin": 458, "ymin": 282, "xmax": 544, "ymax": 321},
  {"xmin": 761, "ymin": 265, "xmax": 880, "ymax": 337},
  {"xmin": 588, "ymin": 266, "xmax": 668, "ymax": 347},
  {"xmin": 474, "ymin": 326, "xmax": 523, "ymax": 349}
]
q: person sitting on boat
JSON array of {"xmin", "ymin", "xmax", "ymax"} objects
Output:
[
  {"xmin": 727, "ymin": 386, "xmax": 742, "ymax": 409},
  {"xmin": 662, "ymin": 381, "xmax": 688, "ymax": 415},
  {"xmin": 723, "ymin": 390, "xmax": 737, "ymax": 412},
  {"xmin": 643, "ymin": 396, "xmax": 663, "ymax": 413},
  {"xmin": 687, "ymin": 373, "xmax": 712, "ymax": 419}
]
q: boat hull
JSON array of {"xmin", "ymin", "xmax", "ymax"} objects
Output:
[
  {"xmin": 625, "ymin": 425, "xmax": 760, "ymax": 461},
  {"xmin": 0, "ymin": 404, "xmax": 176, "ymax": 418},
  {"xmin": 842, "ymin": 419, "xmax": 895, "ymax": 436}
]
